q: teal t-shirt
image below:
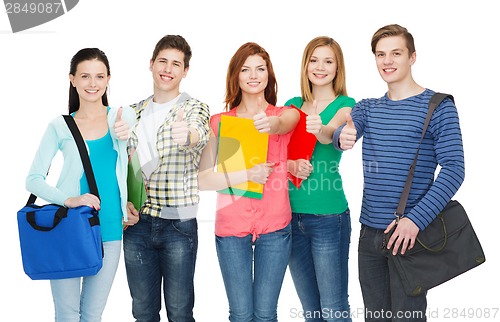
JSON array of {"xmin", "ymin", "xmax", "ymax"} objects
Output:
[
  {"xmin": 285, "ymin": 95, "xmax": 355, "ymax": 214},
  {"xmin": 80, "ymin": 128, "xmax": 122, "ymax": 242}
]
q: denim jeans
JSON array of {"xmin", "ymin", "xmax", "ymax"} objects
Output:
[
  {"xmin": 50, "ymin": 240, "xmax": 121, "ymax": 322},
  {"xmin": 358, "ymin": 224, "xmax": 427, "ymax": 322},
  {"xmin": 123, "ymin": 214, "xmax": 198, "ymax": 322},
  {"xmin": 288, "ymin": 211, "xmax": 352, "ymax": 322},
  {"xmin": 216, "ymin": 223, "xmax": 292, "ymax": 322}
]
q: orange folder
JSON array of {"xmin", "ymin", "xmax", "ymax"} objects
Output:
[
  {"xmin": 287, "ymin": 106, "xmax": 317, "ymax": 188},
  {"xmin": 217, "ymin": 115, "xmax": 269, "ymax": 199}
]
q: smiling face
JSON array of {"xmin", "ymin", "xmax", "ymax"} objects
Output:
[
  {"xmin": 150, "ymin": 48, "xmax": 188, "ymax": 99},
  {"xmin": 238, "ymin": 54, "xmax": 268, "ymax": 95},
  {"xmin": 307, "ymin": 45, "xmax": 337, "ymax": 88},
  {"xmin": 69, "ymin": 59, "xmax": 109, "ymax": 105},
  {"xmin": 375, "ymin": 35, "xmax": 416, "ymax": 85}
]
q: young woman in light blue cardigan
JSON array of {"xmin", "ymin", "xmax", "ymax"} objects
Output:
[{"xmin": 25, "ymin": 48, "xmax": 136, "ymax": 321}]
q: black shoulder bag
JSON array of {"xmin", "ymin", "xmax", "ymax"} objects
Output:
[{"xmin": 387, "ymin": 93, "xmax": 485, "ymax": 296}]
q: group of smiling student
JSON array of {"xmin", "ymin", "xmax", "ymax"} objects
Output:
[{"xmin": 26, "ymin": 22, "xmax": 465, "ymax": 322}]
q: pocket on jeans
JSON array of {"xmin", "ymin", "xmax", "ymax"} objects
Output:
[
  {"xmin": 359, "ymin": 225, "xmax": 367, "ymax": 240},
  {"xmin": 171, "ymin": 218, "xmax": 197, "ymax": 237},
  {"xmin": 273, "ymin": 223, "xmax": 292, "ymax": 236}
]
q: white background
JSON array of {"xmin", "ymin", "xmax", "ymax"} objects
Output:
[{"xmin": 1, "ymin": 0, "xmax": 498, "ymax": 321}]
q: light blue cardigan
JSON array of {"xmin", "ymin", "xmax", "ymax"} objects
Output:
[{"xmin": 26, "ymin": 106, "xmax": 136, "ymax": 221}]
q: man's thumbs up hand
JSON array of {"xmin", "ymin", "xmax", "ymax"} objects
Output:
[
  {"xmin": 339, "ymin": 113, "xmax": 357, "ymax": 150},
  {"xmin": 172, "ymin": 108, "xmax": 190, "ymax": 145}
]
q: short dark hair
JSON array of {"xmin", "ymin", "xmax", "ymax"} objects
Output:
[
  {"xmin": 371, "ymin": 24, "xmax": 415, "ymax": 57},
  {"xmin": 151, "ymin": 35, "xmax": 192, "ymax": 68}
]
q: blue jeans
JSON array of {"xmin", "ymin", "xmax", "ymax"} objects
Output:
[
  {"xmin": 288, "ymin": 211, "xmax": 352, "ymax": 322},
  {"xmin": 216, "ymin": 223, "xmax": 292, "ymax": 322},
  {"xmin": 123, "ymin": 215, "xmax": 198, "ymax": 322},
  {"xmin": 358, "ymin": 224, "xmax": 427, "ymax": 322},
  {"xmin": 51, "ymin": 240, "xmax": 121, "ymax": 322}
]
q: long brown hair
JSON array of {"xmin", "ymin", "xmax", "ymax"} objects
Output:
[
  {"xmin": 224, "ymin": 42, "xmax": 277, "ymax": 110},
  {"xmin": 300, "ymin": 36, "xmax": 348, "ymax": 102}
]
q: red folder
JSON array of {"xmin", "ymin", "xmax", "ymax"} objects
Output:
[{"xmin": 287, "ymin": 105, "xmax": 317, "ymax": 188}]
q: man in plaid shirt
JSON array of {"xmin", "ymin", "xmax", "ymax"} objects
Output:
[{"xmin": 123, "ymin": 35, "xmax": 210, "ymax": 322}]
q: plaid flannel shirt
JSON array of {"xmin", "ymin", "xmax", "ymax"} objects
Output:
[{"xmin": 128, "ymin": 93, "xmax": 210, "ymax": 218}]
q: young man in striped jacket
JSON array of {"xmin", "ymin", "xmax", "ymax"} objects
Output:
[{"xmin": 334, "ymin": 24, "xmax": 464, "ymax": 321}]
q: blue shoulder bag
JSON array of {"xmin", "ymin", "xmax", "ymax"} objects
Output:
[{"xmin": 17, "ymin": 115, "xmax": 103, "ymax": 280}]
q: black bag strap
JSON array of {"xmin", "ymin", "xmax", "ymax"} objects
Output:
[
  {"xmin": 63, "ymin": 115, "xmax": 100, "ymax": 199},
  {"xmin": 395, "ymin": 93, "xmax": 454, "ymax": 217},
  {"xmin": 26, "ymin": 206, "xmax": 69, "ymax": 231},
  {"xmin": 26, "ymin": 115, "xmax": 100, "ymax": 205}
]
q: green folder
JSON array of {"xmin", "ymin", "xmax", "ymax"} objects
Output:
[{"xmin": 127, "ymin": 152, "xmax": 146, "ymax": 210}]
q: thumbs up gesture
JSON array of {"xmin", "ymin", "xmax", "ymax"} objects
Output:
[
  {"xmin": 253, "ymin": 97, "xmax": 271, "ymax": 133},
  {"xmin": 172, "ymin": 108, "xmax": 190, "ymax": 145},
  {"xmin": 114, "ymin": 107, "xmax": 130, "ymax": 141},
  {"xmin": 306, "ymin": 100, "xmax": 322, "ymax": 134},
  {"xmin": 339, "ymin": 113, "xmax": 357, "ymax": 150}
]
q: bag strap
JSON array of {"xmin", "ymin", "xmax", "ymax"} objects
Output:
[
  {"xmin": 26, "ymin": 115, "xmax": 100, "ymax": 205},
  {"xmin": 63, "ymin": 115, "xmax": 100, "ymax": 199},
  {"xmin": 395, "ymin": 92, "xmax": 454, "ymax": 217}
]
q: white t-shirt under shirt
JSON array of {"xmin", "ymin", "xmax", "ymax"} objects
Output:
[{"xmin": 135, "ymin": 94, "xmax": 180, "ymax": 179}]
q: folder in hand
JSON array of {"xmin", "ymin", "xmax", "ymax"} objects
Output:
[
  {"xmin": 287, "ymin": 106, "xmax": 317, "ymax": 188},
  {"xmin": 217, "ymin": 115, "xmax": 269, "ymax": 199},
  {"xmin": 127, "ymin": 149, "xmax": 147, "ymax": 211}
]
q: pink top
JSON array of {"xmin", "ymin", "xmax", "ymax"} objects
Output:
[{"xmin": 210, "ymin": 105, "xmax": 293, "ymax": 241}]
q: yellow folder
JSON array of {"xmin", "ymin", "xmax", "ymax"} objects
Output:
[{"xmin": 217, "ymin": 115, "xmax": 269, "ymax": 199}]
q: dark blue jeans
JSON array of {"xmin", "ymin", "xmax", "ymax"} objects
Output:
[
  {"xmin": 288, "ymin": 211, "xmax": 352, "ymax": 322},
  {"xmin": 358, "ymin": 224, "xmax": 427, "ymax": 322},
  {"xmin": 123, "ymin": 214, "xmax": 198, "ymax": 322},
  {"xmin": 216, "ymin": 223, "xmax": 292, "ymax": 322}
]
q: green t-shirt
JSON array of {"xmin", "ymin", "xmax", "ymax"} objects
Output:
[{"xmin": 285, "ymin": 95, "xmax": 355, "ymax": 214}]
